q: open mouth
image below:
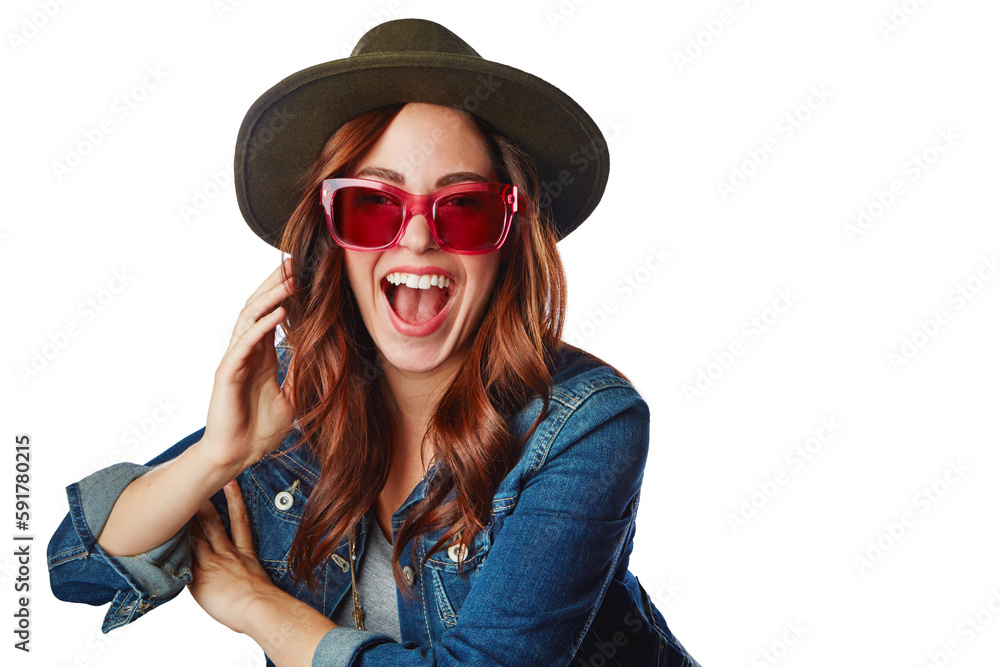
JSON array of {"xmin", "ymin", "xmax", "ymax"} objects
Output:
[{"xmin": 382, "ymin": 272, "xmax": 456, "ymax": 326}]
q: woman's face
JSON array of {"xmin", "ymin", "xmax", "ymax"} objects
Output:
[{"xmin": 342, "ymin": 103, "xmax": 503, "ymax": 375}]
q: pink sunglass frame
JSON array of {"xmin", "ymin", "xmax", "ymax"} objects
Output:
[{"xmin": 319, "ymin": 177, "xmax": 518, "ymax": 255}]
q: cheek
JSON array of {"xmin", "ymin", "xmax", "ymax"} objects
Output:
[
  {"xmin": 463, "ymin": 257, "xmax": 501, "ymax": 312},
  {"xmin": 342, "ymin": 252, "xmax": 379, "ymax": 301}
]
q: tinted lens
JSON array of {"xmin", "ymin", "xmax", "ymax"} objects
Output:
[
  {"xmin": 434, "ymin": 190, "xmax": 506, "ymax": 252},
  {"xmin": 332, "ymin": 187, "xmax": 403, "ymax": 248}
]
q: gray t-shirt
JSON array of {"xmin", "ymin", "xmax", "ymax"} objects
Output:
[{"xmin": 331, "ymin": 524, "xmax": 403, "ymax": 641}]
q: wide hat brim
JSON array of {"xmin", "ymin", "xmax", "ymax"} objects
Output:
[{"xmin": 234, "ymin": 19, "xmax": 609, "ymax": 249}]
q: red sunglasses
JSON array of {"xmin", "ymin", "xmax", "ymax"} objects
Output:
[{"xmin": 320, "ymin": 178, "xmax": 517, "ymax": 255}]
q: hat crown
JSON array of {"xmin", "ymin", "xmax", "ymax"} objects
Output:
[{"xmin": 351, "ymin": 19, "xmax": 481, "ymax": 58}]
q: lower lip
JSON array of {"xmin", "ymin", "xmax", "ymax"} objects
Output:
[{"xmin": 382, "ymin": 284, "xmax": 454, "ymax": 337}]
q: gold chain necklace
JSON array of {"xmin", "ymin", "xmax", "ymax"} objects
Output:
[{"xmin": 347, "ymin": 525, "xmax": 365, "ymax": 630}]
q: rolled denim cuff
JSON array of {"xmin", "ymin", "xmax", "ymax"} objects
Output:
[
  {"xmin": 69, "ymin": 463, "xmax": 193, "ymax": 632},
  {"xmin": 311, "ymin": 626, "xmax": 397, "ymax": 666}
]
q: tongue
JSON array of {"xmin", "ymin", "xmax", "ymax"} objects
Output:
[{"xmin": 393, "ymin": 285, "xmax": 448, "ymax": 324}]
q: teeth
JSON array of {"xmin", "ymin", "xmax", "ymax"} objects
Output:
[{"xmin": 385, "ymin": 272, "xmax": 452, "ymax": 290}]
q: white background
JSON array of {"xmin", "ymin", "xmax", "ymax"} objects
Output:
[{"xmin": 4, "ymin": 1, "xmax": 1000, "ymax": 666}]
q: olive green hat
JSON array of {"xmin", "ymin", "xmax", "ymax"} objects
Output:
[{"xmin": 233, "ymin": 18, "xmax": 609, "ymax": 249}]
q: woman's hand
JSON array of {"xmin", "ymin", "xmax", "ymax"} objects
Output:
[
  {"xmin": 200, "ymin": 258, "xmax": 297, "ymax": 472},
  {"xmin": 189, "ymin": 479, "xmax": 335, "ymax": 666},
  {"xmin": 188, "ymin": 480, "xmax": 282, "ymax": 634}
]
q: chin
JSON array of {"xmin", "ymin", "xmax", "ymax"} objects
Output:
[{"xmin": 378, "ymin": 338, "xmax": 458, "ymax": 374}]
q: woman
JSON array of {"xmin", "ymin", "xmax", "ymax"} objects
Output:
[{"xmin": 47, "ymin": 18, "xmax": 701, "ymax": 667}]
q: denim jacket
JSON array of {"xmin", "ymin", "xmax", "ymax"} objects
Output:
[{"xmin": 47, "ymin": 342, "xmax": 701, "ymax": 667}]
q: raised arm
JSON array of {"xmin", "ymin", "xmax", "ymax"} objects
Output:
[{"xmin": 96, "ymin": 258, "xmax": 297, "ymax": 556}]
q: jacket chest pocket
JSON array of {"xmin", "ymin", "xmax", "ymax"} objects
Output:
[
  {"xmin": 420, "ymin": 521, "xmax": 494, "ymax": 629},
  {"xmin": 242, "ymin": 463, "xmax": 312, "ymax": 587}
]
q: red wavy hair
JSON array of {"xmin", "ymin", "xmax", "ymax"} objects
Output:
[{"xmin": 276, "ymin": 103, "xmax": 568, "ymax": 599}]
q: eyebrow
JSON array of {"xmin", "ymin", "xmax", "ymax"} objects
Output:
[{"xmin": 352, "ymin": 166, "xmax": 488, "ymax": 188}]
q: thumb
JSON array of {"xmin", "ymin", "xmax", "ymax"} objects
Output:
[{"xmin": 280, "ymin": 363, "xmax": 295, "ymax": 401}]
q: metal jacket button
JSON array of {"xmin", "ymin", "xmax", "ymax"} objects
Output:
[
  {"xmin": 403, "ymin": 566, "xmax": 415, "ymax": 583},
  {"xmin": 274, "ymin": 480, "xmax": 300, "ymax": 511},
  {"xmin": 274, "ymin": 491, "xmax": 293, "ymax": 510},
  {"xmin": 448, "ymin": 541, "xmax": 468, "ymax": 563}
]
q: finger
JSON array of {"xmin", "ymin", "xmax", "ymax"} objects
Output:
[
  {"xmin": 241, "ymin": 271, "xmax": 295, "ymax": 320},
  {"xmin": 224, "ymin": 258, "xmax": 293, "ymax": 349},
  {"xmin": 231, "ymin": 275, "xmax": 291, "ymax": 340},
  {"xmin": 194, "ymin": 499, "xmax": 231, "ymax": 551},
  {"xmin": 240, "ymin": 261, "xmax": 294, "ymax": 325},
  {"xmin": 280, "ymin": 362, "xmax": 295, "ymax": 395},
  {"xmin": 242, "ymin": 257, "xmax": 294, "ymax": 307},
  {"xmin": 189, "ymin": 531, "xmax": 212, "ymax": 563},
  {"xmin": 226, "ymin": 279, "xmax": 294, "ymax": 354},
  {"xmin": 217, "ymin": 306, "xmax": 287, "ymax": 380},
  {"xmin": 223, "ymin": 479, "xmax": 254, "ymax": 551}
]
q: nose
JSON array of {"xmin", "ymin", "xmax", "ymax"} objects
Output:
[{"xmin": 397, "ymin": 210, "xmax": 440, "ymax": 254}]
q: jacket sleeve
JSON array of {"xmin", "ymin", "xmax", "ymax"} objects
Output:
[
  {"xmin": 45, "ymin": 426, "xmax": 231, "ymax": 633},
  {"xmin": 311, "ymin": 383, "xmax": 650, "ymax": 666}
]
